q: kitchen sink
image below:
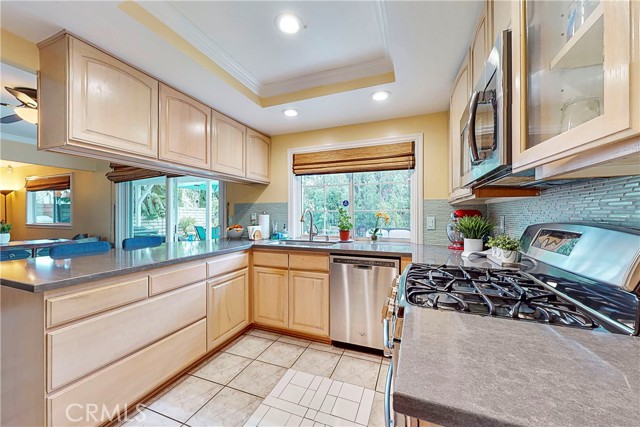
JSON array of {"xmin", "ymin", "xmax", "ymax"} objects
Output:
[{"xmin": 265, "ymin": 240, "xmax": 337, "ymax": 247}]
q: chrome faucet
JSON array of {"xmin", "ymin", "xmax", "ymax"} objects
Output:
[{"xmin": 300, "ymin": 208, "xmax": 319, "ymax": 241}]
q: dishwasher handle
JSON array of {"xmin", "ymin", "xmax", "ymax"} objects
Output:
[
  {"xmin": 331, "ymin": 256, "xmax": 399, "ymax": 269},
  {"xmin": 353, "ymin": 264, "xmax": 373, "ymax": 270}
]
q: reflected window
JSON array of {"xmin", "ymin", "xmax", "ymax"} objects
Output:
[{"xmin": 26, "ymin": 174, "xmax": 72, "ymax": 226}]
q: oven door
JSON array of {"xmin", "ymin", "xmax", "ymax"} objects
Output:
[{"xmin": 461, "ymin": 30, "xmax": 511, "ymax": 188}]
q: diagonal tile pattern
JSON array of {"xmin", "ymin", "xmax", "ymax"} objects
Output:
[{"xmin": 118, "ymin": 328, "xmax": 389, "ymax": 427}]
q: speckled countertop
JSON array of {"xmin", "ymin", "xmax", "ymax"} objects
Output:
[{"xmin": 394, "ymin": 294, "xmax": 640, "ymax": 426}]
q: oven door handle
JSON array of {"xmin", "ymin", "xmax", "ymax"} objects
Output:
[
  {"xmin": 384, "ymin": 359, "xmax": 394, "ymax": 427},
  {"xmin": 467, "ymin": 90, "xmax": 482, "ymax": 165}
]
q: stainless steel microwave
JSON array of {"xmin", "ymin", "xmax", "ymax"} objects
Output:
[{"xmin": 460, "ymin": 30, "xmax": 512, "ymax": 188}]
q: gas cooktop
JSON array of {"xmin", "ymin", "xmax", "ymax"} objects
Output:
[{"xmin": 405, "ymin": 264, "xmax": 601, "ymax": 330}]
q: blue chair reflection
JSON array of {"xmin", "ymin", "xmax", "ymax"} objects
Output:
[{"xmin": 194, "ymin": 226, "xmax": 221, "ymax": 240}]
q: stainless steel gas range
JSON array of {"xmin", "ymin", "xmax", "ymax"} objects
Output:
[{"xmin": 382, "ymin": 223, "xmax": 640, "ymax": 427}]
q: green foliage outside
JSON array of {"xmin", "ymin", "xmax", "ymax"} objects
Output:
[{"xmin": 178, "ymin": 217, "xmax": 197, "ymax": 236}]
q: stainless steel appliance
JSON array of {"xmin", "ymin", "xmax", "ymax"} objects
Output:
[
  {"xmin": 330, "ymin": 255, "xmax": 399, "ymax": 349},
  {"xmin": 460, "ymin": 30, "xmax": 511, "ymax": 188},
  {"xmin": 382, "ymin": 222, "xmax": 640, "ymax": 427}
]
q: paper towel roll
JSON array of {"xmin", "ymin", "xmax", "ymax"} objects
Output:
[{"xmin": 258, "ymin": 213, "xmax": 270, "ymax": 239}]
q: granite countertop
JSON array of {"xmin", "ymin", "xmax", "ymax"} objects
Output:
[{"xmin": 394, "ymin": 306, "xmax": 640, "ymax": 426}]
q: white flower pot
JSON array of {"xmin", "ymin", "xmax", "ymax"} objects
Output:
[
  {"xmin": 463, "ymin": 238, "xmax": 483, "ymax": 255},
  {"xmin": 494, "ymin": 248, "xmax": 520, "ymax": 263},
  {"xmin": 0, "ymin": 233, "xmax": 10, "ymax": 244}
]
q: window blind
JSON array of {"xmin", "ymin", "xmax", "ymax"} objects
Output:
[
  {"xmin": 24, "ymin": 175, "xmax": 71, "ymax": 191},
  {"xmin": 292, "ymin": 141, "xmax": 415, "ymax": 175},
  {"xmin": 105, "ymin": 164, "xmax": 181, "ymax": 183}
]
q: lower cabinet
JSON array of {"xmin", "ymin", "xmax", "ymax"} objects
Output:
[
  {"xmin": 288, "ymin": 270, "xmax": 329, "ymax": 337},
  {"xmin": 206, "ymin": 268, "xmax": 249, "ymax": 351},
  {"xmin": 253, "ymin": 266, "xmax": 289, "ymax": 328}
]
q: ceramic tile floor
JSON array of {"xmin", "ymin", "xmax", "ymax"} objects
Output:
[{"xmin": 119, "ymin": 329, "xmax": 389, "ymax": 427}]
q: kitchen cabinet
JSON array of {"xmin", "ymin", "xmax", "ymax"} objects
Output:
[
  {"xmin": 492, "ymin": 0, "xmax": 511, "ymax": 37},
  {"xmin": 470, "ymin": 2, "xmax": 491, "ymax": 90},
  {"xmin": 253, "ymin": 266, "xmax": 289, "ymax": 328},
  {"xmin": 206, "ymin": 268, "xmax": 249, "ymax": 351},
  {"xmin": 159, "ymin": 84, "xmax": 211, "ymax": 170},
  {"xmin": 246, "ymin": 128, "xmax": 271, "ymax": 183},
  {"xmin": 288, "ymin": 270, "xmax": 329, "ymax": 337},
  {"xmin": 511, "ymin": 0, "xmax": 640, "ymax": 172},
  {"xmin": 39, "ymin": 33, "xmax": 159, "ymax": 158},
  {"xmin": 211, "ymin": 111, "xmax": 247, "ymax": 177}
]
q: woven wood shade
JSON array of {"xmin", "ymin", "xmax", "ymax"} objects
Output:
[
  {"xmin": 292, "ymin": 141, "xmax": 415, "ymax": 175},
  {"xmin": 25, "ymin": 175, "xmax": 70, "ymax": 192},
  {"xmin": 105, "ymin": 164, "xmax": 181, "ymax": 183}
]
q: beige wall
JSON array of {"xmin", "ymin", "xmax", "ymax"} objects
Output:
[
  {"xmin": 0, "ymin": 163, "xmax": 114, "ymax": 241},
  {"xmin": 227, "ymin": 112, "xmax": 449, "ymax": 208}
]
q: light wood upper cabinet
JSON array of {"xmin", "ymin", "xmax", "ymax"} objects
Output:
[
  {"xmin": 207, "ymin": 268, "xmax": 249, "ymax": 351},
  {"xmin": 211, "ymin": 111, "xmax": 247, "ymax": 177},
  {"xmin": 253, "ymin": 266, "xmax": 288, "ymax": 328},
  {"xmin": 39, "ymin": 34, "xmax": 159, "ymax": 158},
  {"xmin": 492, "ymin": 0, "xmax": 511, "ymax": 37},
  {"xmin": 511, "ymin": 0, "xmax": 639, "ymax": 172},
  {"xmin": 449, "ymin": 50, "xmax": 473, "ymax": 203},
  {"xmin": 288, "ymin": 270, "xmax": 329, "ymax": 337},
  {"xmin": 471, "ymin": 11, "xmax": 489, "ymax": 90},
  {"xmin": 159, "ymin": 84, "xmax": 211, "ymax": 169},
  {"xmin": 246, "ymin": 128, "xmax": 271, "ymax": 183}
]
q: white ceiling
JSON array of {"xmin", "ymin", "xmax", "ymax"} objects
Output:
[
  {"xmin": 0, "ymin": 62, "xmax": 38, "ymax": 144},
  {"xmin": 0, "ymin": 1, "xmax": 483, "ymax": 136}
]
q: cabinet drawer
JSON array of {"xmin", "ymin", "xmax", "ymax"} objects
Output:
[
  {"xmin": 148, "ymin": 262, "xmax": 206, "ymax": 295},
  {"xmin": 253, "ymin": 251, "xmax": 288, "ymax": 269},
  {"xmin": 289, "ymin": 253, "xmax": 329, "ymax": 272},
  {"xmin": 207, "ymin": 251, "xmax": 248, "ymax": 278},
  {"xmin": 46, "ymin": 278, "xmax": 149, "ymax": 328},
  {"xmin": 47, "ymin": 319, "xmax": 206, "ymax": 427},
  {"xmin": 47, "ymin": 282, "xmax": 205, "ymax": 391}
]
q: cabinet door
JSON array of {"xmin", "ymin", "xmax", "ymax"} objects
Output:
[
  {"xmin": 207, "ymin": 269, "xmax": 249, "ymax": 351},
  {"xmin": 253, "ymin": 266, "xmax": 288, "ymax": 328},
  {"xmin": 471, "ymin": 11, "xmax": 488, "ymax": 89},
  {"xmin": 69, "ymin": 38, "xmax": 158, "ymax": 158},
  {"xmin": 288, "ymin": 270, "xmax": 329, "ymax": 337},
  {"xmin": 512, "ymin": 0, "xmax": 638, "ymax": 171},
  {"xmin": 246, "ymin": 129, "xmax": 271, "ymax": 183},
  {"xmin": 449, "ymin": 50, "xmax": 473, "ymax": 202},
  {"xmin": 211, "ymin": 111, "xmax": 246, "ymax": 177},
  {"xmin": 159, "ymin": 84, "xmax": 211, "ymax": 169}
]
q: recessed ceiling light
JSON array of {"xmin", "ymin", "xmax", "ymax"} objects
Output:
[
  {"xmin": 276, "ymin": 13, "xmax": 303, "ymax": 34},
  {"xmin": 283, "ymin": 109, "xmax": 298, "ymax": 117},
  {"xmin": 371, "ymin": 91, "xmax": 391, "ymax": 101}
]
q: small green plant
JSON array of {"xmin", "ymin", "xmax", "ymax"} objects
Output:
[
  {"xmin": 178, "ymin": 217, "xmax": 197, "ymax": 236},
  {"xmin": 0, "ymin": 222, "xmax": 12, "ymax": 233},
  {"xmin": 487, "ymin": 235, "xmax": 520, "ymax": 251},
  {"xmin": 337, "ymin": 207, "xmax": 353, "ymax": 231},
  {"xmin": 455, "ymin": 216, "xmax": 494, "ymax": 239}
]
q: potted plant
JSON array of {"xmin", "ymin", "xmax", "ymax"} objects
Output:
[
  {"xmin": 337, "ymin": 207, "xmax": 353, "ymax": 241},
  {"xmin": 455, "ymin": 216, "xmax": 493, "ymax": 255},
  {"xmin": 370, "ymin": 211, "xmax": 390, "ymax": 242},
  {"xmin": 487, "ymin": 234, "xmax": 521, "ymax": 263},
  {"xmin": 0, "ymin": 221, "xmax": 12, "ymax": 244}
]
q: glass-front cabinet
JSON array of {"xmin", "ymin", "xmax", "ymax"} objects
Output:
[{"xmin": 512, "ymin": 0, "xmax": 638, "ymax": 172}]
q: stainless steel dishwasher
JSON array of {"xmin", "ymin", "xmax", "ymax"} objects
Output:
[{"xmin": 330, "ymin": 255, "xmax": 399, "ymax": 350}]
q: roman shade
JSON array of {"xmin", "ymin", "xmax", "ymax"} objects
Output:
[
  {"xmin": 292, "ymin": 141, "xmax": 415, "ymax": 175},
  {"xmin": 25, "ymin": 175, "xmax": 71, "ymax": 192},
  {"xmin": 105, "ymin": 164, "xmax": 180, "ymax": 183}
]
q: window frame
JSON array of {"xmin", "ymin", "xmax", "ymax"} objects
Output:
[
  {"xmin": 25, "ymin": 173, "xmax": 73, "ymax": 229},
  {"xmin": 289, "ymin": 134, "xmax": 424, "ymax": 244}
]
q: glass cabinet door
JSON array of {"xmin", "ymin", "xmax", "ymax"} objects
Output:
[{"xmin": 525, "ymin": 0, "xmax": 604, "ymax": 148}]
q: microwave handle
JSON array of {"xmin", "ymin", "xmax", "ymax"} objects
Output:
[{"xmin": 467, "ymin": 90, "xmax": 482, "ymax": 164}]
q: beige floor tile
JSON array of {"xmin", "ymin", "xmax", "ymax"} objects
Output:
[
  {"xmin": 225, "ymin": 335, "xmax": 273, "ymax": 359},
  {"xmin": 368, "ymin": 392, "xmax": 386, "ymax": 427},
  {"xmin": 191, "ymin": 351, "xmax": 253, "ymax": 385},
  {"xmin": 228, "ymin": 360, "xmax": 288, "ymax": 398},
  {"xmin": 120, "ymin": 409, "xmax": 181, "ymax": 427},
  {"xmin": 148, "ymin": 376, "xmax": 222, "ymax": 422},
  {"xmin": 247, "ymin": 329, "xmax": 282, "ymax": 340},
  {"xmin": 277, "ymin": 335, "xmax": 312, "ymax": 347},
  {"xmin": 330, "ymin": 356, "xmax": 380, "ymax": 390},
  {"xmin": 376, "ymin": 364, "xmax": 389, "ymax": 393},
  {"xmin": 187, "ymin": 387, "xmax": 261, "ymax": 427},
  {"xmin": 291, "ymin": 348, "xmax": 341, "ymax": 377},
  {"xmin": 342, "ymin": 349, "xmax": 383, "ymax": 364},
  {"xmin": 257, "ymin": 341, "xmax": 306, "ymax": 368},
  {"xmin": 308, "ymin": 342, "xmax": 344, "ymax": 355},
  {"xmin": 382, "ymin": 356, "xmax": 391, "ymax": 365}
]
